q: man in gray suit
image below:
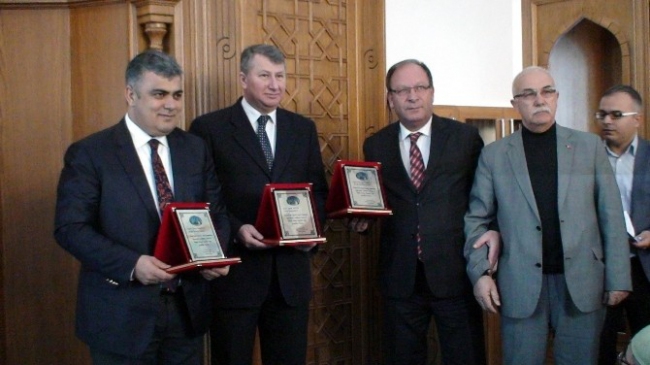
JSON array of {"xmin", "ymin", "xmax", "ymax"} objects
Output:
[
  {"xmin": 464, "ymin": 66, "xmax": 631, "ymax": 364},
  {"xmin": 597, "ymin": 85, "xmax": 650, "ymax": 365}
]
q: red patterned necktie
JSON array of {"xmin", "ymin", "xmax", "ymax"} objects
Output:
[
  {"xmin": 257, "ymin": 115, "xmax": 274, "ymax": 170},
  {"xmin": 409, "ymin": 132, "xmax": 425, "ymax": 260},
  {"xmin": 149, "ymin": 139, "xmax": 174, "ymax": 217},
  {"xmin": 409, "ymin": 132, "xmax": 425, "ymax": 191}
]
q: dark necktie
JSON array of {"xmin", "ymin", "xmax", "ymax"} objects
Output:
[
  {"xmin": 149, "ymin": 139, "xmax": 174, "ymax": 217},
  {"xmin": 409, "ymin": 132, "xmax": 425, "ymax": 191},
  {"xmin": 257, "ymin": 115, "xmax": 274, "ymax": 170},
  {"xmin": 409, "ymin": 132, "xmax": 425, "ymax": 260}
]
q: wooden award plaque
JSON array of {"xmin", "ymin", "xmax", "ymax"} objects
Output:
[
  {"xmin": 326, "ymin": 160, "xmax": 392, "ymax": 218},
  {"xmin": 154, "ymin": 202, "xmax": 241, "ymax": 273},
  {"xmin": 255, "ymin": 183, "xmax": 327, "ymax": 246}
]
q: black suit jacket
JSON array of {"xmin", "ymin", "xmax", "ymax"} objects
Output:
[
  {"xmin": 363, "ymin": 114, "xmax": 483, "ymax": 298},
  {"xmin": 189, "ymin": 98, "xmax": 328, "ymax": 307},
  {"xmin": 54, "ymin": 120, "xmax": 230, "ymax": 356},
  {"xmin": 632, "ymin": 137, "xmax": 650, "ymax": 281}
]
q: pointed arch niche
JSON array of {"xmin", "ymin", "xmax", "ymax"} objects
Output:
[
  {"xmin": 523, "ymin": 0, "xmax": 650, "ymax": 137},
  {"xmin": 549, "ymin": 18, "xmax": 622, "ymax": 132}
]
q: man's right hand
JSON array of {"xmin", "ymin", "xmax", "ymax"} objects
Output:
[
  {"xmin": 134, "ymin": 255, "xmax": 176, "ymax": 285},
  {"xmin": 474, "ymin": 275, "xmax": 501, "ymax": 314},
  {"xmin": 345, "ymin": 217, "xmax": 373, "ymax": 233},
  {"xmin": 472, "ymin": 230, "xmax": 501, "ymax": 273},
  {"xmin": 237, "ymin": 224, "xmax": 270, "ymax": 249}
]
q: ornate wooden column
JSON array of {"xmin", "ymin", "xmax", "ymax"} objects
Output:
[{"xmin": 130, "ymin": 0, "xmax": 179, "ymax": 51}]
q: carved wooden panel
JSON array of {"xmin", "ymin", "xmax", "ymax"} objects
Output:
[{"xmin": 522, "ymin": 0, "xmax": 650, "ymax": 135}]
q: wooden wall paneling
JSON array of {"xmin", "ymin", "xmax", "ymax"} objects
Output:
[
  {"xmin": 353, "ymin": 1, "xmax": 386, "ymax": 364},
  {"xmin": 181, "ymin": 0, "xmax": 241, "ymax": 120},
  {"xmin": 522, "ymin": 0, "xmax": 650, "ymax": 136},
  {"xmin": 0, "ymin": 7, "xmax": 84, "ymax": 365},
  {"xmin": 70, "ymin": 3, "xmax": 131, "ymax": 140}
]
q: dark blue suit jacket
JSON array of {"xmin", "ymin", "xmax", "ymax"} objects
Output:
[
  {"xmin": 364, "ymin": 115, "xmax": 483, "ymax": 299},
  {"xmin": 632, "ymin": 137, "xmax": 650, "ymax": 281},
  {"xmin": 54, "ymin": 120, "xmax": 230, "ymax": 356},
  {"xmin": 189, "ymin": 98, "xmax": 328, "ymax": 308}
]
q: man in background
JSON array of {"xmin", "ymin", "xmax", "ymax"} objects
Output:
[
  {"xmin": 54, "ymin": 50, "xmax": 230, "ymax": 364},
  {"xmin": 190, "ymin": 44, "xmax": 328, "ymax": 365},
  {"xmin": 358, "ymin": 59, "xmax": 487, "ymax": 365},
  {"xmin": 597, "ymin": 85, "xmax": 650, "ymax": 365},
  {"xmin": 466, "ymin": 66, "xmax": 631, "ymax": 364}
]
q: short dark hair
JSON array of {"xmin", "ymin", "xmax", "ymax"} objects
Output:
[
  {"xmin": 602, "ymin": 84, "xmax": 643, "ymax": 109},
  {"xmin": 125, "ymin": 50, "xmax": 182, "ymax": 89},
  {"xmin": 240, "ymin": 44, "xmax": 286, "ymax": 74},
  {"xmin": 385, "ymin": 59, "xmax": 433, "ymax": 91}
]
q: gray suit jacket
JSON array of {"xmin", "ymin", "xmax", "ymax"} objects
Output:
[
  {"xmin": 464, "ymin": 124, "xmax": 631, "ymax": 319},
  {"xmin": 632, "ymin": 137, "xmax": 650, "ymax": 281}
]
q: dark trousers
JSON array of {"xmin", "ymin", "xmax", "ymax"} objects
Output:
[
  {"xmin": 598, "ymin": 257, "xmax": 650, "ymax": 365},
  {"xmin": 210, "ymin": 270, "xmax": 309, "ymax": 365},
  {"xmin": 90, "ymin": 292, "xmax": 202, "ymax": 365},
  {"xmin": 382, "ymin": 262, "xmax": 485, "ymax": 365}
]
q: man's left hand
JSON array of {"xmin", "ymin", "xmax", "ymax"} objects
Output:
[
  {"xmin": 605, "ymin": 290, "xmax": 630, "ymax": 306},
  {"xmin": 200, "ymin": 266, "xmax": 230, "ymax": 281}
]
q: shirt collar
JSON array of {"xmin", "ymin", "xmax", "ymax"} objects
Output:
[
  {"xmin": 605, "ymin": 134, "xmax": 638, "ymax": 158},
  {"xmin": 124, "ymin": 114, "xmax": 169, "ymax": 148},
  {"xmin": 241, "ymin": 97, "xmax": 277, "ymax": 125},
  {"xmin": 399, "ymin": 116, "xmax": 433, "ymax": 141}
]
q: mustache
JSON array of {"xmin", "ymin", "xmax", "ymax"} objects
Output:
[{"xmin": 532, "ymin": 106, "xmax": 551, "ymax": 114}]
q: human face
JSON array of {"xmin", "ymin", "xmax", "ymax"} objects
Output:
[
  {"xmin": 387, "ymin": 63, "xmax": 434, "ymax": 131},
  {"xmin": 510, "ymin": 69, "xmax": 558, "ymax": 133},
  {"xmin": 125, "ymin": 71, "xmax": 183, "ymax": 137},
  {"xmin": 598, "ymin": 92, "xmax": 640, "ymax": 154},
  {"xmin": 240, "ymin": 54, "xmax": 286, "ymax": 114}
]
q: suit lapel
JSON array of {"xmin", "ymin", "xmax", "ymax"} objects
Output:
[
  {"xmin": 422, "ymin": 116, "xmax": 451, "ymax": 190},
  {"xmin": 556, "ymin": 125, "xmax": 575, "ymax": 209},
  {"xmin": 632, "ymin": 138, "xmax": 650, "ymax": 222},
  {"xmin": 230, "ymin": 102, "xmax": 272, "ymax": 177},
  {"xmin": 272, "ymin": 109, "xmax": 297, "ymax": 180},
  {"xmin": 168, "ymin": 130, "xmax": 189, "ymax": 201},
  {"xmin": 113, "ymin": 120, "xmax": 160, "ymax": 221},
  {"xmin": 506, "ymin": 131, "xmax": 540, "ymax": 220},
  {"xmin": 385, "ymin": 123, "xmax": 415, "ymax": 192}
]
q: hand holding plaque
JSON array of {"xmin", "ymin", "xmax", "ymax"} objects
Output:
[
  {"xmin": 255, "ymin": 183, "xmax": 327, "ymax": 246},
  {"xmin": 326, "ymin": 160, "xmax": 392, "ymax": 218},
  {"xmin": 154, "ymin": 202, "xmax": 241, "ymax": 273}
]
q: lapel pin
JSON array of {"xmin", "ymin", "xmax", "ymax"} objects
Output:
[{"xmin": 566, "ymin": 145, "xmax": 572, "ymax": 149}]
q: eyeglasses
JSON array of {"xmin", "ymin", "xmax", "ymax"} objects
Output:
[
  {"xmin": 595, "ymin": 110, "xmax": 639, "ymax": 121},
  {"xmin": 389, "ymin": 85, "xmax": 432, "ymax": 97},
  {"xmin": 513, "ymin": 87, "xmax": 557, "ymax": 101},
  {"xmin": 617, "ymin": 343, "xmax": 633, "ymax": 365}
]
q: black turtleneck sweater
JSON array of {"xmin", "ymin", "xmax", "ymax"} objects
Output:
[{"xmin": 522, "ymin": 123, "xmax": 564, "ymax": 274}]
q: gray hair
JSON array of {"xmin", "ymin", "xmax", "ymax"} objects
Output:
[
  {"xmin": 240, "ymin": 44, "xmax": 285, "ymax": 74},
  {"xmin": 125, "ymin": 50, "xmax": 182, "ymax": 89}
]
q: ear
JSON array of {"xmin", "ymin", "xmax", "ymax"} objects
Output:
[
  {"xmin": 387, "ymin": 94, "xmax": 395, "ymax": 111},
  {"xmin": 239, "ymin": 72, "xmax": 247, "ymax": 89},
  {"xmin": 510, "ymin": 99, "xmax": 516, "ymax": 107},
  {"xmin": 125, "ymin": 85, "xmax": 136, "ymax": 106}
]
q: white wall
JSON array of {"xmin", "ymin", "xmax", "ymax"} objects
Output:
[{"xmin": 386, "ymin": 0, "xmax": 523, "ymax": 107}]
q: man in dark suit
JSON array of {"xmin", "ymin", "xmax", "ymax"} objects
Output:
[
  {"xmin": 189, "ymin": 44, "xmax": 328, "ymax": 365},
  {"xmin": 597, "ymin": 85, "xmax": 650, "ymax": 364},
  {"xmin": 359, "ymin": 59, "xmax": 487, "ymax": 365},
  {"xmin": 54, "ymin": 50, "xmax": 231, "ymax": 365}
]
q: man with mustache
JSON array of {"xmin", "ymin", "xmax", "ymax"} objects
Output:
[
  {"xmin": 465, "ymin": 66, "xmax": 631, "ymax": 364},
  {"xmin": 189, "ymin": 44, "xmax": 328, "ymax": 365},
  {"xmin": 596, "ymin": 85, "xmax": 650, "ymax": 365}
]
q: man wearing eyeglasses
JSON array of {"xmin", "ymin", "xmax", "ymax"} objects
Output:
[
  {"xmin": 465, "ymin": 66, "xmax": 631, "ymax": 364},
  {"xmin": 597, "ymin": 85, "xmax": 650, "ymax": 365},
  {"xmin": 356, "ymin": 59, "xmax": 488, "ymax": 364}
]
